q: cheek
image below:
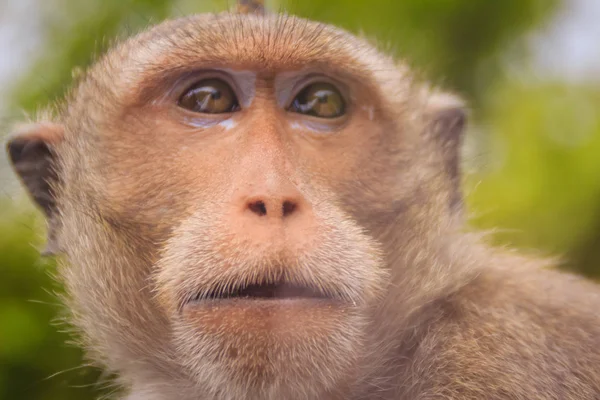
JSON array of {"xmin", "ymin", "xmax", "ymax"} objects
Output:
[
  {"xmin": 57, "ymin": 203, "xmax": 177, "ymax": 369},
  {"xmin": 302, "ymin": 121, "xmax": 399, "ymax": 216},
  {"xmin": 307, "ymin": 118, "xmax": 385, "ymax": 182},
  {"xmin": 92, "ymin": 122, "xmax": 239, "ymax": 236}
]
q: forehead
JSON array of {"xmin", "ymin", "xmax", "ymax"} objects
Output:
[
  {"xmin": 85, "ymin": 13, "xmax": 396, "ymax": 96},
  {"xmin": 137, "ymin": 13, "xmax": 366, "ymax": 68}
]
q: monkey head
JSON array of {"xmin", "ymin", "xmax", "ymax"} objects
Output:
[{"xmin": 6, "ymin": 11, "xmax": 466, "ymax": 400}]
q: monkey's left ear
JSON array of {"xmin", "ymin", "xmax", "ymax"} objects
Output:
[
  {"xmin": 424, "ymin": 92, "xmax": 468, "ymax": 212},
  {"xmin": 6, "ymin": 122, "xmax": 64, "ymax": 256}
]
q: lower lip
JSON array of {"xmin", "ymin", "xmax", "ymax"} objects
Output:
[
  {"xmin": 180, "ymin": 297, "xmax": 353, "ymax": 343},
  {"xmin": 182, "ymin": 297, "xmax": 345, "ymax": 326}
]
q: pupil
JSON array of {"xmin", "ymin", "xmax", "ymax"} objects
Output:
[{"xmin": 210, "ymin": 90, "xmax": 221, "ymax": 100}]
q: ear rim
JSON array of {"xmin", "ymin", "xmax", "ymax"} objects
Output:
[
  {"xmin": 5, "ymin": 122, "xmax": 65, "ymax": 256},
  {"xmin": 7, "ymin": 136, "xmax": 55, "ymax": 216},
  {"xmin": 424, "ymin": 91, "xmax": 469, "ymax": 214}
]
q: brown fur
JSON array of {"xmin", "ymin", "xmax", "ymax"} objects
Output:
[{"xmin": 6, "ymin": 8, "xmax": 600, "ymax": 400}]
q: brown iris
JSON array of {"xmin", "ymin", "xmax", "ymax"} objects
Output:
[
  {"xmin": 289, "ymin": 82, "xmax": 346, "ymax": 118},
  {"xmin": 178, "ymin": 79, "xmax": 240, "ymax": 114}
]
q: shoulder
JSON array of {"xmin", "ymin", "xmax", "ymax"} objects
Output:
[{"xmin": 404, "ymin": 266, "xmax": 600, "ymax": 399}]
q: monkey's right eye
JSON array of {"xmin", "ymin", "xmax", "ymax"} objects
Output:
[{"xmin": 178, "ymin": 79, "xmax": 240, "ymax": 114}]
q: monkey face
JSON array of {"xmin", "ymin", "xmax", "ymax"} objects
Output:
[
  {"xmin": 7, "ymin": 12, "xmax": 465, "ymax": 400},
  {"xmin": 109, "ymin": 17, "xmax": 395, "ymax": 394},
  {"xmin": 49, "ymin": 14, "xmax": 401, "ymax": 397}
]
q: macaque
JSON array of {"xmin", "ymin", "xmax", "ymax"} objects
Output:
[{"xmin": 6, "ymin": 1, "xmax": 600, "ymax": 399}]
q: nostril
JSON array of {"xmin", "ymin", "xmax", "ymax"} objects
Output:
[
  {"xmin": 248, "ymin": 200, "xmax": 267, "ymax": 216},
  {"xmin": 282, "ymin": 200, "xmax": 297, "ymax": 217},
  {"xmin": 246, "ymin": 199, "xmax": 299, "ymax": 218}
]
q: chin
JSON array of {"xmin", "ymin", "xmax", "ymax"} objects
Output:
[{"xmin": 170, "ymin": 283, "xmax": 370, "ymax": 398}]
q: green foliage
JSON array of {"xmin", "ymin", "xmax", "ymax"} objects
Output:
[
  {"xmin": 466, "ymin": 82, "xmax": 600, "ymax": 275},
  {"xmin": 3, "ymin": 0, "xmax": 600, "ymax": 399}
]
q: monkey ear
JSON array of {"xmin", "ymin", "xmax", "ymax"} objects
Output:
[
  {"xmin": 425, "ymin": 92, "xmax": 468, "ymax": 212},
  {"xmin": 6, "ymin": 122, "xmax": 64, "ymax": 256},
  {"xmin": 236, "ymin": 0, "xmax": 265, "ymax": 14}
]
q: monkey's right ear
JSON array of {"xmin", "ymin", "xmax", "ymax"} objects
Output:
[{"xmin": 6, "ymin": 122, "xmax": 64, "ymax": 256}]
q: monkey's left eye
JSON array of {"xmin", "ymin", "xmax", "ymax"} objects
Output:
[
  {"xmin": 289, "ymin": 82, "xmax": 346, "ymax": 119},
  {"xmin": 178, "ymin": 79, "xmax": 240, "ymax": 114}
]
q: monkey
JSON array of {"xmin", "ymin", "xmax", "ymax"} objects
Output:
[{"xmin": 5, "ymin": 1, "xmax": 600, "ymax": 399}]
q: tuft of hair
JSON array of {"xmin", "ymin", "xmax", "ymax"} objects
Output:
[{"xmin": 236, "ymin": 0, "xmax": 265, "ymax": 14}]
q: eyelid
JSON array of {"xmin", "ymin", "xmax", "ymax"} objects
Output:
[{"xmin": 168, "ymin": 69, "xmax": 256, "ymax": 109}]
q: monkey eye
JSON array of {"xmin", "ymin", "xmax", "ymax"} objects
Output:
[
  {"xmin": 289, "ymin": 82, "xmax": 346, "ymax": 119},
  {"xmin": 178, "ymin": 79, "xmax": 240, "ymax": 114}
]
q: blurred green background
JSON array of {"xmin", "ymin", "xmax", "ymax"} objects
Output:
[{"xmin": 0, "ymin": 0, "xmax": 599, "ymax": 399}]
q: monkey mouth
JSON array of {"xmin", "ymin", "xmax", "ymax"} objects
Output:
[
  {"xmin": 188, "ymin": 280, "xmax": 334, "ymax": 304},
  {"xmin": 180, "ymin": 278, "xmax": 353, "ymax": 334}
]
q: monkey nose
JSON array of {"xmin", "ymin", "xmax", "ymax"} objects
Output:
[
  {"xmin": 228, "ymin": 185, "xmax": 317, "ymax": 251},
  {"xmin": 233, "ymin": 169, "xmax": 311, "ymax": 227},
  {"xmin": 245, "ymin": 196, "xmax": 300, "ymax": 219}
]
